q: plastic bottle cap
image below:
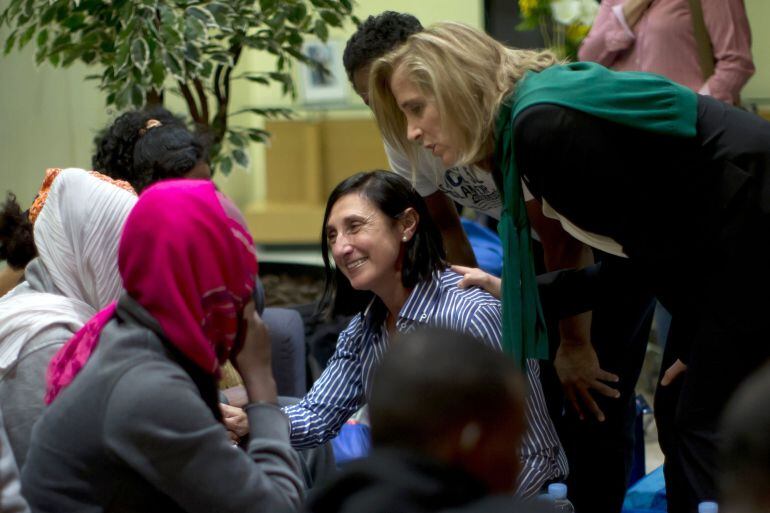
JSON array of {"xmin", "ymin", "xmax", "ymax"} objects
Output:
[
  {"xmin": 548, "ymin": 483, "xmax": 568, "ymax": 500},
  {"xmin": 698, "ymin": 501, "xmax": 718, "ymax": 513}
]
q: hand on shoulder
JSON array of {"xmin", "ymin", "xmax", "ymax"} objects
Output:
[{"xmin": 451, "ymin": 265, "xmax": 501, "ymax": 299}]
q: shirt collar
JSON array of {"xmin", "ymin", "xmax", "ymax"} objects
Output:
[
  {"xmin": 360, "ymin": 271, "xmax": 444, "ymax": 331},
  {"xmin": 396, "ymin": 271, "xmax": 443, "ymax": 324}
]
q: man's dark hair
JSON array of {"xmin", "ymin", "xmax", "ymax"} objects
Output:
[
  {"xmin": 319, "ymin": 170, "xmax": 445, "ymax": 318},
  {"xmin": 369, "ymin": 327, "xmax": 522, "ymax": 453},
  {"xmin": 720, "ymin": 363, "xmax": 770, "ymax": 512},
  {"xmin": 342, "ymin": 11, "xmax": 423, "ymax": 80}
]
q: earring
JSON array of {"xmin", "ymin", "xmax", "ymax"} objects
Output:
[{"xmin": 402, "ymin": 235, "xmax": 408, "ymax": 242}]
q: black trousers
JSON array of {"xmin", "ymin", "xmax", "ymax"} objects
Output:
[
  {"xmin": 540, "ymin": 253, "xmax": 654, "ymax": 513},
  {"xmin": 649, "ymin": 99, "xmax": 770, "ymax": 513}
]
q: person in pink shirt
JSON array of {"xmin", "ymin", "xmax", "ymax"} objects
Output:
[{"xmin": 578, "ymin": 0, "xmax": 754, "ymax": 105}]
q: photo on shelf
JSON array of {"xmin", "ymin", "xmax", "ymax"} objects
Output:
[{"xmin": 298, "ymin": 40, "xmax": 348, "ymax": 105}]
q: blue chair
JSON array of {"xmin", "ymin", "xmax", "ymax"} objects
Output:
[
  {"xmin": 330, "ymin": 420, "xmax": 371, "ymax": 467},
  {"xmin": 460, "ymin": 217, "xmax": 503, "ymax": 277}
]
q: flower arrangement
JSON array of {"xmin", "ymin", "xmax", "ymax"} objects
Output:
[{"xmin": 517, "ymin": 0, "xmax": 599, "ymax": 61}]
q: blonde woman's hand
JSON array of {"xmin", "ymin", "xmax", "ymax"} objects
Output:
[{"xmin": 451, "ymin": 265, "xmax": 502, "ymax": 299}]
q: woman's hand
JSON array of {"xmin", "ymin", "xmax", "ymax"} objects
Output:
[
  {"xmin": 220, "ymin": 403, "xmax": 250, "ymax": 442},
  {"xmin": 230, "ymin": 301, "xmax": 277, "ymax": 404},
  {"xmin": 555, "ymin": 341, "xmax": 620, "ymax": 422},
  {"xmin": 660, "ymin": 359, "xmax": 687, "ymax": 387},
  {"xmin": 451, "ymin": 265, "xmax": 502, "ymax": 299}
]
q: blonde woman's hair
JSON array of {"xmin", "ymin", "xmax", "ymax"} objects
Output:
[{"xmin": 370, "ymin": 22, "xmax": 559, "ymax": 167}]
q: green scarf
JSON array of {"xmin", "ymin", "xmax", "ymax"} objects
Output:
[{"xmin": 494, "ymin": 61, "xmax": 697, "ymax": 369}]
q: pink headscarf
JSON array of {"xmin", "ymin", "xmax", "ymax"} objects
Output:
[{"xmin": 45, "ymin": 179, "xmax": 258, "ymax": 403}]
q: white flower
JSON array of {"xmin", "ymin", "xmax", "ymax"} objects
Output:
[
  {"xmin": 550, "ymin": 0, "xmax": 581, "ymax": 25},
  {"xmin": 578, "ymin": 0, "xmax": 600, "ymax": 26}
]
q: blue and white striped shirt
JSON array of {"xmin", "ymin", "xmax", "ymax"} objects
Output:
[{"xmin": 284, "ymin": 269, "xmax": 568, "ymax": 496}]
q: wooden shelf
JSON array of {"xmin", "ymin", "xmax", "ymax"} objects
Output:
[
  {"xmin": 248, "ymin": 117, "xmax": 390, "ymax": 245},
  {"xmin": 245, "ymin": 201, "xmax": 325, "ymax": 244}
]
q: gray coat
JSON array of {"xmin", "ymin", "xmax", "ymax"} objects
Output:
[
  {"xmin": 21, "ymin": 295, "xmax": 304, "ymax": 513},
  {"xmin": 0, "ymin": 410, "xmax": 29, "ymax": 513},
  {"xmin": 0, "ymin": 259, "xmax": 76, "ymax": 469}
]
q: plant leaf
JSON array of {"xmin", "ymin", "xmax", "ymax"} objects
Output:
[
  {"xmin": 232, "ymin": 148, "xmax": 249, "ymax": 168},
  {"xmin": 258, "ymin": 0, "xmax": 278, "ymax": 13},
  {"xmin": 219, "ymin": 156, "xmax": 233, "ymax": 175},
  {"xmin": 228, "ymin": 131, "xmax": 247, "ymax": 147},
  {"xmin": 35, "ymin": 28, "xmax": 48, "ymax": 47},
  {"xmin": 130, "ymin": 37, "xmax": 149, "ymax": 71},
  {"xmin": 184, "ymin": 16, "xmax": 207, "ymax": 41},
  {"xmin": 205, "ymin": 3, "xmax": 232, "ymax": 26},
  {"xmin": 18, "ymin": 24, "xmax": 36, "ymax": 49},
  {"xmin": 163, "ymin": 51, "xmax": 184, "ymax": 80},
  {"xmin": 62, "ymin": 12, "xmax": 86, "ymax": 31},
  {"xmin": 186, "ymin": 6, "xmax": 216, "ymax": 27},
  {"xmin": 244, "ymin": 128, "xmax": 271, "ymax": 142},
  {"xmin": 150, "ymin": 59, "xmax": 165, "ymax": 87},
  {"xmin": 4, "ymin": 31, "xmax": 17, "ymax": 55},
  {"xmin": 243, "ymin": 75, "xmax": 270, "ymax": 85},
  {"xmin": 287, "ymin": 3, "xmax": 307, "ymax": 24},
  {"xmin": 130, "ymin": 83, "xmax": 144, "ymax": 107},
  {"xmin": 319, "ymin": 10, "xmax": 341, "ymax": 27},
  {"xmin": 312, "ymin": 19, "xmax": 328, "ymax": 41}
]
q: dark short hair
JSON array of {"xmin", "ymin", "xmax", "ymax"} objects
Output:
[
  {"xmin": 131, "ymin": 125, "xmax": 206, "ymax": 192},
  {"xmin": 370, "ymin": 327, "xmax": 523, "ymax": 452},
  {"xmin": 342, "ymin": 11, "xmax": 423, "ymax": 80},
  {"xmin": 319, "ymin": 170, "xmax": 445, "ymax": 317},
  {"xmin": 0, "ymin": 193, "xmax": 36, "ymax": 268},
  {"xmin": 91, "ymin": 107, "xmax": 191, "ymax": 190},
  {"xmin": 720, "ymin": 363, "xmax": 770, "ymax": 510}
]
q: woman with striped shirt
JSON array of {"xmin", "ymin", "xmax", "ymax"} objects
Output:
[{"xmin": 283, "ymin": 170, "xmax": 567, "ymax": 497}]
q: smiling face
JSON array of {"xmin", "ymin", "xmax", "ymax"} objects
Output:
[
  {"xmin": 389, "ymin": 65, "xmax": 458, "ymax": 167},
  {"xmin": 326, "ymin": 192, "xmax": 413, "ymax": 299}
]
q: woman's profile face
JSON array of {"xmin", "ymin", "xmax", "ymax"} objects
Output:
[
  {"xmin": 389, "ymin": 66, "xmax": 458, "ymax": 167},
  {"xmin": 326, "ymin": 193, "xmax": 406, "ymax": 296}
]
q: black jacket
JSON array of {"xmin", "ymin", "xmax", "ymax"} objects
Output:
[{"xmin": 306, "ymin": 448, "xmax": 551, "ymax": 513}]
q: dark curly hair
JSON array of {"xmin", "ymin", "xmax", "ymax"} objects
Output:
[
  {"xmin": 91, "ymin": 107, "xmax": 187, "ymax": 189},
  {"xmin": 342, "ymin": 11, "xmax": 423, "ymax": 80},
  {"xmin": 0, "ymin": 193, "xmax": 36, "ymax": 269},
  {"xmin": 131, "ymin": 125, "xmax": 207, "ymax": 192}
]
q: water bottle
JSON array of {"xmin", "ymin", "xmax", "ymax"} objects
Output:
[
  {"xmin": 532, "ymin": 492, "xmax": 555, "ymax": 510},
  {"xmin": 547, "ymin": 483, "xmax": 575, "ymax": 513},
  {"xmin": 698, "ymin": 501, "xmax": 718, "ymax": 513}
]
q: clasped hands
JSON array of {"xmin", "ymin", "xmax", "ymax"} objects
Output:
[{"xmin": 219, "ymin": 300, "xmax": 276, "ymax": 444}]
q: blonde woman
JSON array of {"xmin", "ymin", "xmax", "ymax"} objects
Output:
[{"xmin": 369, "ymin": 21, "xmax": 770, "ymax": 513}]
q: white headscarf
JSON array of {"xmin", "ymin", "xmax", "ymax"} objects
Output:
[{"xmin": 0, "ymin": 169, "xmax": 137, "ymax": 370}]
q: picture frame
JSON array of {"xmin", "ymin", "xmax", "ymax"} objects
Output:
[{"xmin": 298, "ymin": 40, "xmax": 348, "ymax": 105}]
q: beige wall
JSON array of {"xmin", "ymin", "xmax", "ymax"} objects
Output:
[
  {"xmin": 0, "ymin": 45, "xmax": 110, "ymax": 202},
  {"xmin": 743, "ymin": 0, "xmax": 770, "ymax": 102}
]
